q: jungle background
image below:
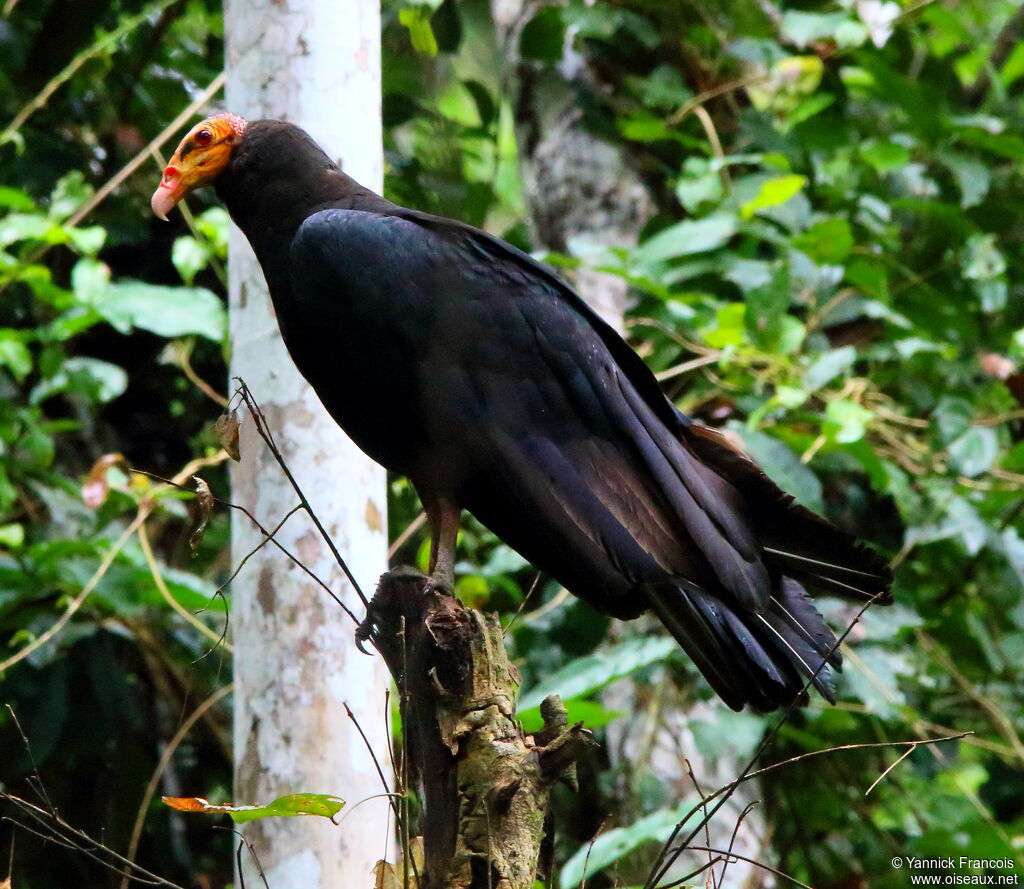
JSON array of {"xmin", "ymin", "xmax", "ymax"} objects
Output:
[{"xmin": 2, "ymin": 0, "xmax": 1024, "ymax": 886}]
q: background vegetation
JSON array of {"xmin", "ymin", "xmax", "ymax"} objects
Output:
[{"xmin": 1, "ymin": 0, "xmax": 1023, "ymax": 886}]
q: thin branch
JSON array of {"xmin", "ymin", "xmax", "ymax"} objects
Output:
[
  {"xmin": 4, "ymin": 704, "xmax": 55, "ymax": 815},
  {"xmin": 120, "ymin": 684, "xmax": 234, "ymax": 889},
  {"xmin": 137, "ymin": 521, "xmax": 232, "ymax": 651},
  {"xmin": 718, "ymin": 800, "xmax": 760, "ymax": 889},
  {"xmin": 0, "ymin": 71, "xmax": 227, "ymax": 298},
  {"xmin": 130, "ymin": 467, "xmax": 360, "ymax": 625},
  {"xmin": 2, "ymin": 794, "xmax": 187, "ymax": 888},
  {"xmin": 0, "ymin": 507, "xmax": 149, "ymax": 673},
  {"xmin": 0, "ymin": 0, "xmax": 182, "ymax": 144},
  {"xmin": 388, "ymin": 510, "xmax": 427, "ymax": 560},
  {"xmin": 659, "ymin": 845, "xmax": 813, "ymax": 889},
  {"xmin": 235, "ymin": 379, "xmax": 369, "ymax": 609},
  {"xmin": 865, "ymin": 744, "xmax": 917, "ymax": 797},
  {"xmin": 0, "ymin": 452, "xmax": 226, "ymax": 674},
  {"xmin": 646, "ymin": 592, "xmax": 884, "ymax": 889}
]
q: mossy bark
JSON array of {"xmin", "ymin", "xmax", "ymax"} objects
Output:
[{"xmin": 359, "ymin": 567, "xmax": 593, "ymax": 889}]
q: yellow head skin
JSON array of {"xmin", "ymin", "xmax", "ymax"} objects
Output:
[{"xmin": 151, "ymin": 113, "xmax": 247, "ymax": 220}]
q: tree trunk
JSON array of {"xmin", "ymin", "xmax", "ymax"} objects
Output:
[
  {"xmin": 359, "ymin": 569, "xmax": 593, "ymax": 889},
  {"xmin": 224, "ymin": 2, "xmax": 390, "ymax": 887}
]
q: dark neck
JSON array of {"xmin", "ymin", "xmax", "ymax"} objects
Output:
[{"xmin": 214, "ymin": 120, "xmax": 396, "ymax": 278}]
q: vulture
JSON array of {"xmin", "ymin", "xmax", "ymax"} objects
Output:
[{"xmin": 152, "ymin": 113, "xmax": 892, "ymax": 712}]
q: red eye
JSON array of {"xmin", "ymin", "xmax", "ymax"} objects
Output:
[{"xmin": 194, "ymin": 129, "xmax": 213, "ymax": 147}]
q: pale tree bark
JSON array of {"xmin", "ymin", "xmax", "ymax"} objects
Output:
[
  {"xmin": 224, "ymin": 2, "xmax": 390, "ymax": 888},
  {"xmin": 490, "ymin": 3, "xmax": 768, "ymax": 885}
]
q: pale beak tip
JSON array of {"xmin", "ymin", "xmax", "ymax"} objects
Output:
[{"xmin": 150, "ymin": 187, "xmax": 174, "ymax": 222}]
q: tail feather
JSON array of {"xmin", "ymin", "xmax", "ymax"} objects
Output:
[
  {"xmin": 682, "ymin": 423, "xmax": 892, "ymax": 604},
  {"xmin": 645, "ymin": 578, "xmax": 842, "ymax": 712}
]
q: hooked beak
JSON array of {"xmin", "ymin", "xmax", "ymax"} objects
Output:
[{"xmin": 151, "ymin": 165, "xmax": 185, "ymax": 222}]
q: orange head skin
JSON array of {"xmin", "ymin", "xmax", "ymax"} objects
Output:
[{"xmin": 151, "ymin": 113, "xmax": 248, "ymax": 220}]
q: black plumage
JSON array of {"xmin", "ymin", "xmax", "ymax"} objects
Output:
[{"xmin": 158, "ymin": 117, "xmax": 892, "ymax": 712}]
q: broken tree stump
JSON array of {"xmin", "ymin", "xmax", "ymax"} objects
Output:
[{"xmin": 357, "ymin": 567, "xmax": 594, "ymax": 889}]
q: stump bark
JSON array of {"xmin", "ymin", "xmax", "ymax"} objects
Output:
[{"xmin": 358, "ymin": 568, "xmax": 594, "ymax": 889}]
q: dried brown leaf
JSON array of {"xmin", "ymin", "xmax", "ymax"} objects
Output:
[
  {"xmin": 372, "ymin": 861, "xmax": 400, "ymax": 889},
  {"xmin": 81, "ymin": 453, "xmax": 127, "ymax": 509},
  {"xmin": 214, "ymin": 410, "xmax": 241, "ymax": 461},
  {"xmin": 188, "ymin": 477, "xmax": 215, "ymax": 551}
]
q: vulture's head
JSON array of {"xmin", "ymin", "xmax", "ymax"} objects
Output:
[{"xmin": 151, "ymin": 113, "xmax": 248, "ymax": 220}]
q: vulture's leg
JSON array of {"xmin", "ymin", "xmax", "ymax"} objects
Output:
[{"xmin": 426, "ymin": 495, "xmax": 461, "ymax": 591}]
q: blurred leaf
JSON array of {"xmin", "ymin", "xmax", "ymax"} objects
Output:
[
  {"xmin": 730, "ymin": 424, "xmax": 825, "ymax": 513},
  {"xmin": 0, "ymin": 523, "xmax": 25, "ymax": 549},
  {"xmin": 804, "ymin": 346, "xmax": 856, "ymax": 391},
  {"xmin": 0, "ymin": 330, "xmax": 32, "ymax": 382},
  {"xmin": 947, "ymin": 427, "xmax": 999, "ymax": 478},
  {"xmin": 825, "ymin": 400, "xmax": 874, "ymax": 444},
  {"xmin": 559, "ymin": 800, "xmax": 697, "ymax": 889},
  {"xmin": 517, "ymin": 636, "xmax": 676, "ymax": 713},
  {"xmin": 172, "ymin": 236, "xmax": 209, "ymax": 285},
  {"xmin": 792, "ymin": 218, "xmax": 854, "ymax": 265},
  {"xmin": 905, "ymin": 497, "xmax": 988, "ymax": 555},
  {"xmin": 91, "ymin": 281, "xmax": 226, "ymax": 340},
  {"xmin": 781, "ymin": 11, "xmax": 848, "ymax": 48},
  {"xmin": 740, "ymin": 175, "xmax": 806, "ymax": 220},
  {"xmin": 634, "ymin": 214, "xmax": 738, "ymax": 265},
  {"xmin": 520, "ymin": 6, "xmax": 565, "ymax": 63},
  {"xmin": 862, "ymin": 140, "xmax": 910, "ymax": 173},
  {"xmin": 399, "ymin": 6, "xmax": 439, "ymax": 56},
  {"xmin": 31, "ymin": 357, "xmax": 127, "ymax": 405}
]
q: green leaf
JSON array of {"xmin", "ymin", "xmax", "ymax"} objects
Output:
[
  {"xmin": 67, "ymin": 225, "xmax": 106, "ymax": 255},
  {"xmin": 517, "ymin": 635, "xmax": 676, "ymax": 713},
  {"xmin": 0, "ymin": 330, "xmax": 33, "ymax": 382},
  {"xmin": 0, "ymin": 213, "xmax": 56, "ymax": 247},
  {"xmin": 780, "ymin": 11, "xmax": 848, "ymax": 48},
  {"xmin": 30, "ymin": 357, "xmax": 127, "ymax": 405},
  {"xmin": 164, "ymin": 792, "xmax": 344, "ymax": 824},
  {"xmin": 947, "ymin": 427, "xmax": 998, "ymax": 478},
  {"xmin": 172, "ymin": 236, "xmax": 210, "ymax": 285},
  {"xmin": 91, "ymin": 281, "xmax": 226, "ymax": 341},
  {"xmin": 740, "ymin": 175, "xmax": 806, "ymax": 220},
  {"xmin": 520, "ymin": 6, "xmax": 565, "ymax": 63},
  {"xmin": 730, "ymin": 424, "xmax": 825, "ymax": 513},
  {"xmin": 463, "ymin": 80, "xmax": 496, "ymax": 127},
  {"xmin": 804, "ymin": 346, "xmax": 856, "ymax": 391},
  {"xmin": 745, "ymin": 262, "xmax": 793, "ymax": 351},
  {"xmin": 0, "ymin": 187, "xmax": 37, "ymax": 211},
  {"xmin": 398, "ymin": 6, "xmax": 438, "ymax": 56},
  {"xmin": 862, "ymin": 140, "xmax": 910, "ymax": 173},
  {"xmin": 792, "ymin": 218, "xmax": 854, "ymax": 265},
  {"xmin": 824, "ymin": 399, "xmax": 874, "ymax": 444},
  {"xmin": 634, "ymin": 214, "xmax": 738, "ymax": 265},
  {"xmin": 675, "ymin": 171, "xmax": 723, "ymax": 212},
  {"xmin": 559, "ymin": 800, "xmax": 698, "ymax": 889},
  {"xmin": 0, "ymin": 523, "xmax": 25, "ymax": 549},
  {"xmin": 905, "ymin": 496, "xmax": 987, "ymax": 554},
  {"xmin": 701, "ymin": 302, "xmax": 747, "ymax": 349},
  {"xmin": 618, "ymin": 114, "xmax": 682, "ymax": 144},
  {"xmin": 963, "ymin": 234, "xmax": 1006, "ymax": 280},
  {"xmin": 1000, "ymin": 41, "xmax": 1024, "ymax": 86},
  {"xmin": 931, "ymin": 396, "xmax": 974, "ymax": 445}
]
